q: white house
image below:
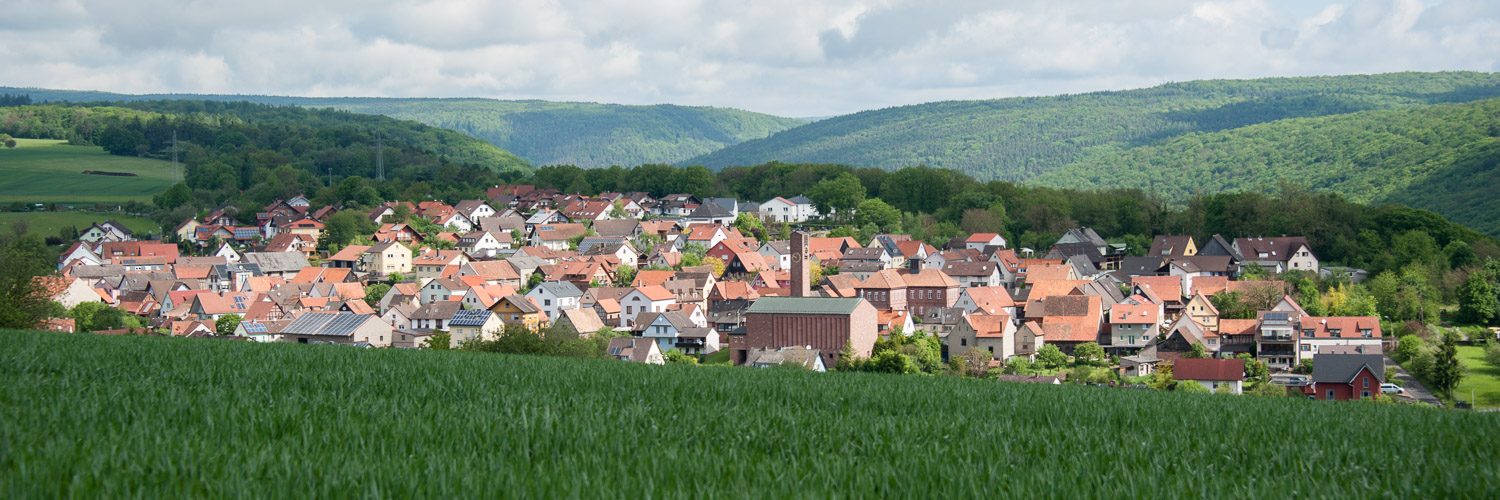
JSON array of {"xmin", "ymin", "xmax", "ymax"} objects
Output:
[
  {"xmin": 619, "ymin": 285, "xmax": 677, "ymax": 328},
  {"xmin": 526, "ymin": 282, "xmax": 585, "ymax": 324},
  {"xmin": 419, "ymin": 278, "xmax": 467, "ymax": 305},
  {"xmin": 964, "ymin": 233, "xmax": 1007, "ymax": 251},
  {"xmin": 759, "ymin": 196, "xmax": 816, "ymax": 223}
]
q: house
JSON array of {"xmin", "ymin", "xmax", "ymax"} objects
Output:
[
  {"xmin": 739, "ymin": 297, "xmax": 878, "ymax": 368},
  {"xmin": 412, "ymin": 249, "xmax": 469, "ymax": 279},
  {"xmin": 1119, "ymin": 344, "xmax": 1162, "ymax": 377},
  {"xmin": 1310, "ymin": 354, "xmax": 1385, "ymax": 401},
  {"xmin": 553, "ymin": 308, "xmax": 607, "ymax": 337},
  {"xmin": 840, "ymin": 247, "xmax": 892, "ymax": 270},
  {"xmin": 454, "ymin": 200, "xmax": 497, "ymax": 221},
  {"xmin": 759, "ymin": 196, "xmax": 816, "ymax": 223},
  {"xmin": 241, "ymin": 252, "xmax": 309, "ymax": 279},
  {"xmin": 1173, "ymin": 358, "xmax": 1245, "ymax": 394},
  {"xmin": 1148, "ymin": 235, "xmax": 1197, "ymax": 257},
  {"xmin": 654, "ymin": 193, "xmax": 701, "ymax": 217},
  {"xmin": 279, "ymin": 312, "xmax": 393, "ymax": 347},
  {"xmin": 561, "ymin": 200, "xmax": 618, "ymax": 222},
  {"xmin": 684, "ymin": 203, "xmax": 735, "ymax": 225},
  {"xmin": 419, "ymin": 278, "xmax": 467, "ymax": 304},
  {"xmin": 448, "ymin": 309, "xmax": 502, "ymax": 347},
  {"xmin": 1298, "ymin": 316, "xmax": 1382, "ymax": 363},
  {"xmin": 1106, "ymin": 296, "xmax": 1162, "ymax": 354},
  {"xmin": 635, "ymin": 311, "xmax": 720, "ymax": 355},
  {"xmin": 373, "ymin": 223, "xmax": 423, "ymax": 244},
  {"xmin": 363, "ymin": 242, "xmax": 413, "ymax": 277},
  {"xmin": 56, "ymin": 242, "xmax": 102, "ymax": 271},
  {"xmin": 327, "ymin": 245, "xmax": 370, "ymax": 270},
  {"xmin": 948, "ymin": 313, "xmax": 1016, "ymax": 363},
  {"xmin": 1032, "ymin": 294, "xmax": 1104, "ymax": 353},
  {"xmin": 283, "ymin": 218, "xmax": 324, "ymax": 241},
  {"xmin": 606, "ymin": 337, "xmax": 666, "ymax": 364},
  {"xmin": 34, "ymin": 277, "xmax": 103, "ymax": 309},
  {"xmin": 531, "ymin": 223, "xmax": 588, "ymax": 250},
  {"xmin": 1234, "ymin": 237, "xmax": 1318, "ymax": 273},
  {"xmin": 1159, "ymin": 315, "xmax": 1220, "ymax": 358},
  {"xmin": 902, "ymin": 268, "xmax": 960, "ymax": 318},
  {"xmin": 526, "ymin": 281, "xmax": 585, "ymax": 323},
  {"xmin": 954, "ymin": 287, "xmax": 1017, "ymax": 317},
  {"xmin": 758, "ymin": 241, "xmax": 792, "ymax": 271},
  {"xmin": 964, "ymin": 233, "xmax": 1007, "ymax": 251},
  {"xmin": 489, "ymin": 295, "xmax": 547, "ymax": 331},
  {"xmin": 619, "ymin": 286, "xmax": 677, "ymax": 328},
  {"xmin": 942, "ymin": 261, "xmax": 1001, "ymax": 288},
  {"xmin": 409, "ymin": 301, "xmax": 462, "ymax": 332},
  {"xmin": 456, "ymin": 231, "xmax": 512, "ymax": 258},
  {"xmin": 745, "ymin": 346, "xmax": 827, "ymax": 372}
]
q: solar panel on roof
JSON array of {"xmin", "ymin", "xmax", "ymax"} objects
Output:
[
  {"xmin": 608, "ymin": 347, "xmax": 623, "ymax": 355},
  {"xmin": 232, "ymin": 296, "xmax": 246, "ymax": 309},
  {"xmin": 243, "ymin": 322, "xmax": 268, "ymax": 333}
]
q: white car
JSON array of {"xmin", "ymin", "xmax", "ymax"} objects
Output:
[{"xmin": 1381, "ymin": 383, "xmax": 1404, "ymax": 394}]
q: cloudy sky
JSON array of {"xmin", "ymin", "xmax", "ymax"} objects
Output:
[{"xmin": 1, "ymin": 0, "xmax": 1496, "ymax": 117}]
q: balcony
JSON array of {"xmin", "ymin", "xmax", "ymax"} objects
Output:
[{"xmin": 675, "ymin": 338, "xmax": 706, "ymax": 349}]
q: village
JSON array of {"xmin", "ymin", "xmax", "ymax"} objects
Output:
[{"xmin": 45, "ymin": 186, "xmax": 1392, "ymax": 401}]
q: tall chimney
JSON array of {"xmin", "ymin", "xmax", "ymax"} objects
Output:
[{"xmin": 791, "ymin": 231, "xmax": 811, "ymax": 297}]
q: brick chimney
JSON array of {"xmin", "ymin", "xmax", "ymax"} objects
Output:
[{"xmin": 791, "ymin": 231, "xmax": 810, "ymax": 297}]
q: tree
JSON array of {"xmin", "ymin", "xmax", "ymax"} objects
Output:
[
  {"xmin": 153, "ymin": 183, "xmax": 193, "ymax": 211},
  {"xmin": 1073, "ymin": 342, "xmax": 1107, "ymax": 366},
  {"xmin": 853, "ymin": 198, "xmax": 901, "ymax": 233},
  {"xmin": 0, "ymin": 235, "xmax": 53, "ymax": 330},
  {"xmin": 806, "ymin": 172, "xmax": 865, "ymax": 219},
  {"xmin": 1392, "ymin": 333, "xmax": 1428, "ymax": 360},
  {"xmin": 319, "ymin": 210, "xmax": 377, "ymax": 252},
  {"xmin": 1036, "ymin": 344, "xmax": 1067, "ymax": 370},
  {"xmin": 364, "ymin": 283, "xmax": 390, "ymax": 308},
  {"xmin": 1237, "ymin": 353, "xmax": 1269, "ymax": 383},
  {"xmin": 703, "ymin": 256, "xmax": 726, "ymax": 278},
  {"xmin": 1184, "ymin": 343, "xmax": 1207, "ymax": 359},
  {"xmin": 526, "ymin": 272, "xmax": 544, "ymax": 291},
  {"xmin": 732, "ymin": 212, "xmax": 765, "ymax": 238},
  {"xmin": 836, "ymin": 341, "xmax": 859, "ymax": 371},
  {"xmin": 424, "ymin": 331, "xmax": 452, "ymax": 350},
  {"xmin": 1004, "ymin": 357, "xmax": 1037, "ymax": 375},
  {"xmin": 949, "ymin": 347, "xmax": 993, "ymax": 377},
  {"xmin": 867, "ymin": 350, "xmax": 918, "ymax": 374},
  {"xmin": 1430, "ymin": 329, "xmax": 1466, "ymax": 398},
  {"xmin": 614, "ymin": 265, "xmax": 638, "ymax": 287},
  {"xmin": 215, "ymin": 314, "xmax": 242, "ymax": 336},
  {"xmin": 1456, "ymin": 270, "xmax": 1498, "ymax": 325}
]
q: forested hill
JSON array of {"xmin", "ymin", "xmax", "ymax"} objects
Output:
[
  {"xmin": 0, "ymin": 88, "xmax": 805, "ymax": 168},
  {"xmin": 1031, "ymin": 97, "xmax": 1500, "ymax": 237},
  {"xmin": 685, "ymin": 72, "xmax": 1500, "ymax": 179}
]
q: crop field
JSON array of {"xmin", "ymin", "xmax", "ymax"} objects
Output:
[
  {"xmin": 0, "ymin": 212, "xmax": 160, "ymax": 238},
  {"xmin": 0, "ymin": 139, "xmax": 174, "ymax": 205},
  {"xmin": 1, "ymin": 330, "xmax": 1497, "ymax": 497}
]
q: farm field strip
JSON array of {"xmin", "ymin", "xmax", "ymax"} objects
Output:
[
  {"xmin": 0, "ymin": 140, "xmax": 174, "ymax": 204},
  {"xmin": 1, "ymin": 330, "xmax": 1497, "ymax": 497}
]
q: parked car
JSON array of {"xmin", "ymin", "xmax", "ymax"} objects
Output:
[{"xmin": 1381, "ymin": 383, "xmax": 1405, "ymax": 394}]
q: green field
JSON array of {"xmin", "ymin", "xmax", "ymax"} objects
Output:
[
  {"xmin": 0, "ymin": 139, "xmax": 174, "ymax": 205},
  {"xmin": 2, "ymin": 330, "xmax": 1496, "ymax": 497},
  {"xmin": 1455, "ymin": 345, "xmax": 1500, "ymax": 409},
  {"xmin": 0, "ymin": 212, "xmax": 160, "ymax": 239}
]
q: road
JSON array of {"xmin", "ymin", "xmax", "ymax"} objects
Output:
[{"xmin": 1385, "ymin": 356, "xmax": 1443, "ymax": 407}]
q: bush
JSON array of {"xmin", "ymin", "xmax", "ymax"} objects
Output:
[
  {"xmin": 1408, "ymin": 348, "xmax": 1437, "ymax": 379},
  {"xmin": 1487, "ymin": 342, "xmax": 1500, "ymax": 369},
  {"xmin": 1247, "ymin": 382, "xmax": 1289, "ymax": 397},
  {"xmin": 1176, "ymin": 380, "xmax": 1211, "ymax": 393},
  {"xmin": 1395, "ymin": 335, "xmax": 1424, "ymax": 362}
]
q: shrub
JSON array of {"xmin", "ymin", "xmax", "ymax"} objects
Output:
[
  {"xmin": 1176, "ymin": 380, "xmax": 1211, "ymax": 393},
  {"xmin": 1395, "ymin": 335, "xmax": 1424, "ymax": 362}
]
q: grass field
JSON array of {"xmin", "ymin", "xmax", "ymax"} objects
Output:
[
  {"xmin": 2, "ymin": 330, "xmax": 1497, "ymax": 497},
  {"xmin": 0, "ymin": 212, "xmax": 161, "ymax": 239},
  {"xmin": 0, "ymin": 139, "xmax": 174, "ymax": 205},
  {"xmin": 1454, "ymin": 345, "xmax": 1500, "ymax": 409}
]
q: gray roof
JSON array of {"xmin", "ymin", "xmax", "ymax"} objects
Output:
[
  {"xmin": 688, "ymin": 203, "xmax": 733, "ymax": 219},
  {"xmin": 410, "ymin": 302, "xmax": 463, "ymax": 320},
  {"xmin": 745, "ymin": 297, "xmax": 865, "ymax": 315},
  {"xmin": 703, "ymin": 197, "xmax": 739, "ymax": 212},
  {"xmin": 531, "ymin": 281, "xmax": 584, "ymax": 298},
  {"xmin": 449, "ymin": 309, "xmax": 495, "ymax": 327},
  {"xmin": 1311, "ymin": 354, "xmax": 1385, "ymax": 384},
  {"xmin": 787, "ymin": 195, "xmax": 812, "ymax": 204},
  {"xmin": 243, "ymin": 252, "xmax": 310, "ymax": 273},
  {"xmin": 282, "ymin": 312, "xmax": 375, "ymax": 337}
]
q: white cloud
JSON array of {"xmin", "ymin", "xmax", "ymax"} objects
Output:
[{"xmin": 0, "ymin": 0, "xmax": 1494, "ymax": 117}]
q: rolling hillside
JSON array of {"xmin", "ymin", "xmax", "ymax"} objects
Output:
[
  {"xmin": 3, "ymin": 330, "xmax": 1497, "ymax": 497},
  {"xmin": 686, "ymin": 72, "xmax": 1500, "ymax": 180},
  {"xmin": 0, "ymin": 88, "xmax": 805, "ymax": 168},
  {"xmin": 1031, "ymin": 98, "xmax": 1500, "ymax": 236}
]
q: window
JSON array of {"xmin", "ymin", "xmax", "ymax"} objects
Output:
[
  {"xmin": 1363, "ymin": 378, "xmax": 1369, "ymax": 388},
  {"xmin": 1326, "ymin": 390, "xmax": 1335, "ymax": 400},
  {"xmin": 544, "ymin": 299, "xmax": 552, "ymax": 306},
  {"xmin": 1301, "ymin": 344, "xmax": 1310, "ymax": 351},
  {"xmin": 960, "ymin": 338, "xmax": 967, "ymax": 346},
  {"xmin": 1360, "ymin": 391, "xmax": 1371, "ymax": 399}
]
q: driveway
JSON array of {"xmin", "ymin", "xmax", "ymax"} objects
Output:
[{"xmin": 1385, "ymin": 356, "xmax": 1443, "ymax": 407}]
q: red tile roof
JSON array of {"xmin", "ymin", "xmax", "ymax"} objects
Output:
[{"xmin": 1173, "ymin": 358, "xmax": 1246, "ymax": 382}]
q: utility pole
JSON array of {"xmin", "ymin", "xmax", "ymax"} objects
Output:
[
  {"xmin": 328, "ymin": 164, "xmax": 334, "ymax": 187},
  {"xmin": 373, "ymin": 135, "xmax": 385, "ymax": 181}
]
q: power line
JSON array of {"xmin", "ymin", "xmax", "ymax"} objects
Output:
[
  {"xmin": 169, "ymin": 130, "xmax": 180, "ymax": 183},
  {"xmin": 373, "ymin": 135, "xmax": 385, "ymax": 181}
]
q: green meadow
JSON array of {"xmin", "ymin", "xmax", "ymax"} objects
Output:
[
  {"xmin": 0, "ymin": 139, "xmax": 175, "ymax": 205},
  {"xmin": 0, "ymin": 212, "xmax": 160, "ymax": 239}
]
